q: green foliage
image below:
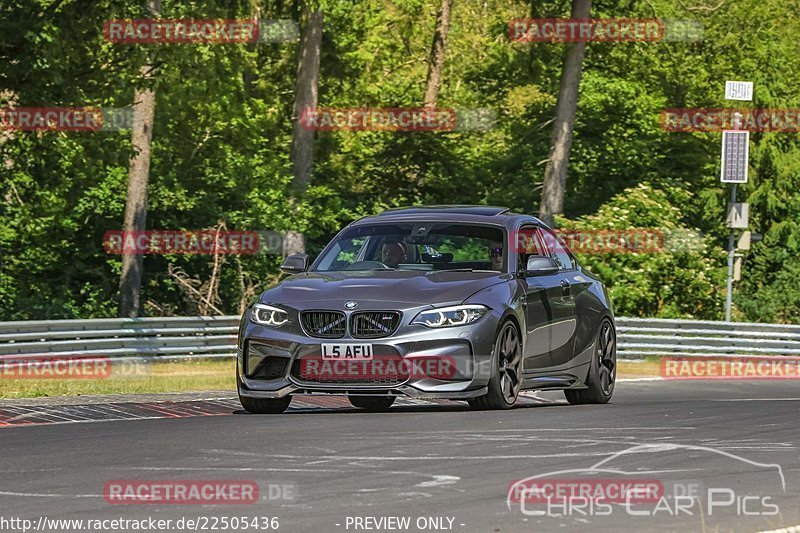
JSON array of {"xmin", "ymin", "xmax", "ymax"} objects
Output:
[
  {"xmin": 0, "ymin": 0, "xmax": 798, "ymax": 323},
  {"xmin": 557, "ymin": 183, "xmax": 725, "ymax": 319}
]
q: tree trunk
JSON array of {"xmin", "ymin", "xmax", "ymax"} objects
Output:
[
  {"xmin": 243, "ymin": 9, "xmax": 260, "ymax": 95},
  {"xmin": 118, "ymin": 0, "xmax": 160, "ymax": 318},
  {"xmin": 423, "ymin": 0, "xmax": 453, "ymax": 107},
  {"xmin": 538, "ymin": 0, "xmax": 591, "ymax": 227},
  {"xmin": 286, "ymin": 5, "xmax": 322, "ymax": 257}
]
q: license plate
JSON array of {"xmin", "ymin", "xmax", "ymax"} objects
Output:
[{"xmin": 321, "ymin": 343, "xmax": 373, "ymax": 360}]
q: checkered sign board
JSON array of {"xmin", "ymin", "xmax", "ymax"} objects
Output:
[{"xmin": 721, "ymin": 130, "xmax": 750, "ymax": 183}]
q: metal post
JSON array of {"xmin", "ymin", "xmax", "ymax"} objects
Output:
[
  {"xmin": 724, "ymin": 183, "xmax": 738, "ymax": 322},
  {"xmin": 722, "ymin": 82, "xmax": 751, "ymax": 322}
]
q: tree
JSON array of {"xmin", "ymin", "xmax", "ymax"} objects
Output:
[
  {"xmin": 2, "ymin": 0, "xmax": 800, "ymax": 324},
  {"xmin": 538, "ymin": 0, "xmax": 591, "ymax": 227},
  {"xmin": 423, "ymin": 0, "xmax": 454, "ymax": 107},
  {"xmin": 118, "ymin": 0, "xmax": 160, "ymax": 318},
  {"xmin": 286, "ymin": 3, "xmax": 323, "ymax": 257}
]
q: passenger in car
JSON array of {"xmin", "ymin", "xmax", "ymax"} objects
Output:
[{"xmin": 488, "ymin": 241, "xmax": 503, "ymax": 271}]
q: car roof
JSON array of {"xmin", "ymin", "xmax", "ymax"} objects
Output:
[
  {"xmin": 379, "ymin": 205, "xmax": 511, "ymax": 216},
  {"xmin": 351, "ymin": 205, "xmax": 543, "ymax": 228}
]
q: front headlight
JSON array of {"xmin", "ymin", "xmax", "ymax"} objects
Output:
[
  {"xmin": 251, "ymin": 303, "xmax": 289, "ymax": 326},
  {"xmin": 411, "ymin": 304, "xmax": 488, "ymax": 328}
]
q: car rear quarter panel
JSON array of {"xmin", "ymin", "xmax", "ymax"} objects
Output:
[{"xmin": 572, "ymin": 267, "xmax": 614, "ymax": 363}]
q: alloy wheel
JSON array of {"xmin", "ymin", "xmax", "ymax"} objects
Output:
[{"xmin": 497, "ymin": 322, "xmax": 523, "ymax": 404}]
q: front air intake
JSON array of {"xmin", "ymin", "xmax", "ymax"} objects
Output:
[
  {"xmin": 300, "ymin": 311, "xmax": 347, "ymax": 338},
  {"xmin": 350, "ymin": 311, "xmax": 401, "ymax": 339}
]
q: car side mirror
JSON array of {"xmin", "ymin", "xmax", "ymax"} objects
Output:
[
  {"xmin": 280, "ymin": 253, "xmax": 308, "ymax": 274},
  {"xmin": 521, "ymin": 256, "xmax": 559, "ymax": 277}
]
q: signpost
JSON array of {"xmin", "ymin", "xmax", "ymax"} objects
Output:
[{"xmin": 722, "ymin": 82, "xmax": 752, "ymax": 321}]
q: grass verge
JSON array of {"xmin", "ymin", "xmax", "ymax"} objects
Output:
[
  {"xmin": 0, "ymin": 359, "xmax": 235, "ymax": 399},
  {"xmin": 617, "ymin": 359, "xmax": 662, "ymax": 379}
]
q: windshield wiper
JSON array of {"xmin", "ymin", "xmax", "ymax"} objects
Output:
[{"xmin": 428, "ymin": 268, "xmax": 502, "ymax": 274}]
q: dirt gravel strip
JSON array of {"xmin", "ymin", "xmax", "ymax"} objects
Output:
[{"xmin": 0, "ymin": 391, "xmax": 552, "ymax": 427}]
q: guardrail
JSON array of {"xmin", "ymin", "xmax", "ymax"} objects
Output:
[
  {"xmin": 0, "ymin": 315, "xmax": 798, "ymax": 361},
  {"xmin": 0, "ymin": 316, "xmax": 240, "ymax": 361},
  {"xmin": 617, "ymin": 317, "xmax": 800, "ymax": 359}
]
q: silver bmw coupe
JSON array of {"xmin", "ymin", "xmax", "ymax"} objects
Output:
[{"xmin": 237, "ymin": 206, "xmax": 616, "ymax": 413}]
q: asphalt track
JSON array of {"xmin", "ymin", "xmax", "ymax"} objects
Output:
[{"xmin": 1, "ymin": 379, "xmax": 800, "ymax": 533}]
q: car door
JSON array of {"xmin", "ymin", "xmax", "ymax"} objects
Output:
[
  {"xmin": 517, "ymin": 226, "xmax": 564, "ymax": 372},
  {"xmin": 537, "ymin": 226, "xmax": 580, "ymax": 368}
]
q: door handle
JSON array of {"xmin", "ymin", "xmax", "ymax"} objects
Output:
[{"xmin": 560, "ymin": 280, "xmax": 571, "ymax": 295}]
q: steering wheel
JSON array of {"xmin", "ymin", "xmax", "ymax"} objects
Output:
[{"xmin": 342, "ymin": 260, "xmax": 390, "ymax": 271}]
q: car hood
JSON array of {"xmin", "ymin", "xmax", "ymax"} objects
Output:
[{"xmin": 260, "ymin": 270, "xmax": 509, "ymax": 308}]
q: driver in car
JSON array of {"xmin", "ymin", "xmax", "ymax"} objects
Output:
[{"xmin": 381, "ymin": 240, "xmax": 407, "ymax": 268}]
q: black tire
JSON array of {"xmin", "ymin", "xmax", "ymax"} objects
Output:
[
  {"xmin": 239, "ymin": 394, "xmax": 292, "ymax": 414},
  {"xmin": 565, "ymin": 318, "xmax": 616, "ymax": 405},
  {"xmin": 468, "ymin": 320, "xmax": 523, "ymax": 410},
  {"xmin": 348, "ymin": 396, "xmax": 396, "ymax": 412}
]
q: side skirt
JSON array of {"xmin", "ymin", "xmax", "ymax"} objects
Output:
[{"xmin": 521, "ymin": 365, "xmax": 590, "ymax": 391}]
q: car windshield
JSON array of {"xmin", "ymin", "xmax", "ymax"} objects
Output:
[{"xmin": 312, "ymin": 223, "xmax": 506, "ymax": 273}]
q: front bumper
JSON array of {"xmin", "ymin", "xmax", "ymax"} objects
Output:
[
  {"xmin": 237, "ymin": 384, "xmax": 489, "ymax": 400},
  {"xmin": 237, "ymin": 309, "xmax": 499, "ymax": 400}
]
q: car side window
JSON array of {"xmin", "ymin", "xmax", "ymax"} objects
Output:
[
  {"xmin": 516, "ymin": 226, "xmax": 546, "ymax": 271},
  {"xmin": 538, "ymin": 228, "xmax": 575, "ymax": 271}
]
